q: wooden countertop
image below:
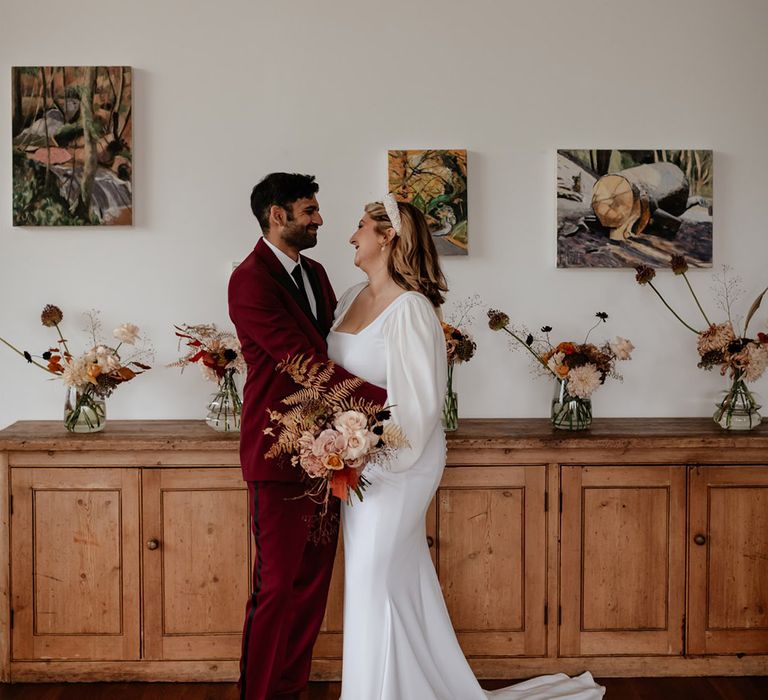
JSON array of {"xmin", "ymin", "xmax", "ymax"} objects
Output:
[{"xmin": 0, "ymin": 418, "xmax": 766, "ymax": 452}]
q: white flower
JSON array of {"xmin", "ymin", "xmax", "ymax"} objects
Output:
[
  {"xmin": 743, "ymin": 343, "xmax": 768, "ymax": 382},
  {"xmin": 341, "ymin": 429, "xmax": 377, "ymax": 460},
  {"xmin": 334, "ymin": 410, "xmax": 368, "ymax": 435},
  {"xmin": 113, "ymin": 323, "xmax": 140, "ymax": 345},
  {"xmin": 610, "ymin": 337, "xmax": 635, "ymax": 361},
  {"xmin": 61, "ymin": 358, "xmax": 90, "ymax": 388},
  {"xmin": 566, "ymin": 363, "xmax": 602, "ymax": 399}
]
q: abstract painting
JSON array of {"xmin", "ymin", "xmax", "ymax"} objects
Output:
[
  {"xmin": 388, "ymin": 149, "xmax": 468, "ymax": 256},
  {"xmin": 557, "ymin": 149, "xmax": 713, "ymax": 268},
  {"xmin": 12, "ymin": 66, "xmax": 133, "ymax": 226}
]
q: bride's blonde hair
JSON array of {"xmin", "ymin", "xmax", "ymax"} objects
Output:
[{"xmin": 365, "ymin": 200, "xmax": 448, "ymax": 307}]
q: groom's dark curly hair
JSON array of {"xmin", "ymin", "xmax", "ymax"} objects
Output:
[{"xmin": 250, "ymin": 172, "xmax": 319, "ymax": 232}]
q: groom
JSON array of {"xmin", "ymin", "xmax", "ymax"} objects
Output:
[{"xmin": 228, "ymin": 173, "xmax": 386, "ymax": 700}]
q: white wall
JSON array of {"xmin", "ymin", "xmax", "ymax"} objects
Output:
[{"xmin": 2, "ymin": 0, "xmax": 767, "ymax": 430}]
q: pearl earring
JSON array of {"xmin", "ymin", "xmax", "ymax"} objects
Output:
[{"xmin": 381, "ymin": 245, "xmax": 386, "ymax": 252}]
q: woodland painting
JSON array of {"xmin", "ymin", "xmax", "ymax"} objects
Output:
[
  {"xmin": 388, "ymin": 149, "xmax": 468, "ymax": 256},
  {"xmin": 12, "ymin": 66, "xmax": 133, "ymax": 226},
  {"xmin": 557, "ymin": 149, "xmax": 713, "ymax": 268}
]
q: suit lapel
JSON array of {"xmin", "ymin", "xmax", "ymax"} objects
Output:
[{"xmin": 254, "ymin": 239, "xmax": 324, "ymax": 334}]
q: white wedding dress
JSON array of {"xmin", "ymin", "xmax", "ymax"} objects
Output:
[{"xmin": 327, "ymin": 283, "xmax": 605, "ymax": 700}]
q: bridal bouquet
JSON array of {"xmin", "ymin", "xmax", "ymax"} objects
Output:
[
  {"xmin": 170, "ymin": 324, "xmax": 246, "ymax": 432},
  {"xmin": 264, "ymin": 355, "xmax": 408, "ymax": 511},
  {"xmin": 635, "ymin": 258, "xmax": 768, "ymax": 429},
  {"xmin": 488, "ymin": 309, "xmax": 633, "ymax": 429},
  {"xmin": 0, "ymin": 305, "xmax": 152, "ymax": 432}
]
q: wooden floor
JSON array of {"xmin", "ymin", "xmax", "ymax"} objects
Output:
[{"xmin": 1, "ymin": 679, "xmax": 767, "ymax": 699}]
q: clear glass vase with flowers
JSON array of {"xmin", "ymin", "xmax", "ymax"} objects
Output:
[
  {"xmin": 634, "ymin": 257, "xmax": 767, "ymax": 430},
  {"xmin": 171, "ymin": 324, "xmax": 246, "ymax": 432},
  {"xmin": 487, "ymin": 309, "xmax": 633, "ymax": 430},
  {"xmin": 0, "ymin": 305, "xmax": 152, "ymax": 432},
  {"xmin": 441, "ymin": 296, "xmax": 479, "ymax": 432}
]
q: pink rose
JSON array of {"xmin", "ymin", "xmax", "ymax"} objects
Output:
[
  {"xmin": 342, "ymin": 429, "xmax": 377, "ymax": 460},
  {"xmin": 298, "ymin": 431, "xmax": 316, "ymax": 451},
  {"xmin": 300, "ymin": 453, "xmax": 327, "ymax": 477},
  {"xmin": 334, "ymin": 410, "xmax": 368, "ymax": 435},
  {"xmin": 343, "ymin": 430, "xmax": 370, "ymax": 459},
  {"xmin": 312, "ymin": 429, "xmax": 345, "ymax": 457}
]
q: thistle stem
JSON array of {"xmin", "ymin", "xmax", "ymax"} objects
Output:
[
  {"xmin": 500, "ymin": 327, "xmax": 560, "ymax": 379},
  {"xmin": 648, "ymin": 282, "xmax": 700, "ymax": 334},
  {"xmin": 583, "ymin": 319, "xmax": 601, "ymax": 345},
  {"xmin": 682, "ymin": 273, "xmax": 712, "ymax": 326},
  {"xmin": 54, "ymin": 323, "xmax": 71, "ymax": 357},
  {"xmin": 0, "ymin": 335, "xmax": 57, "ymax": 373}
]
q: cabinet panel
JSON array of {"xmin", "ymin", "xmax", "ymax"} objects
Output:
[
  {"xmin": 560, "ymin": 466, "xmax": 686, "ymax": 657},
  {"xmin": 11, "ymin": 468, "xmax": 140, "ymax": 660},
  {"xmin": 437, "ymin": 466, "xmax": 546, "ymax": 657},
  {"xmin": 315, "ymin": 533, "xmax": 344, "ymax": 658},
  {"xmin": 142, "ymin": 468, "xmax": 251, "ymax": 660},
  {"xmin": 688, "ymin": 466, "xmax": 768, "ymax": 654}
]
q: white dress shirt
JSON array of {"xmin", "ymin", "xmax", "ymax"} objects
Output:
[{"xmin": 263, "ymin": 237, "xmax": 318, "ymax": 318}]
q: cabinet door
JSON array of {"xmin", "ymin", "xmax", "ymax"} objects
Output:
[
  {"xmin": 10, "ymin": 467, "xmax": 140, "ymax": 660},
  {"xmin": 142, "ymin": 468, "xmax": 252, "ymax": 660},
  {"xmin": 437, "ymin": 466, "xmax": 546, "ymax": 657},
  {"xmin": 560, "ymin": 466, "xmax": 686, "ymax": 656},
  {"xmin": 688, "ymin": 465, "xmax": 768, "ymax": 654},
  {"xmin": 314, "ymin": 532, "xmax": 344, "ymax": 659}
]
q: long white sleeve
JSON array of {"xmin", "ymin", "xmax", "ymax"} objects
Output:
[{"xmin": 382, "ymin": 293, "xmax": 447, "ymax": 473}]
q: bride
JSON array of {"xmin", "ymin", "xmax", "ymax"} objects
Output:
[{"xmin": 326, "ymin": 195, "xmax": 605, "ymax": 700}]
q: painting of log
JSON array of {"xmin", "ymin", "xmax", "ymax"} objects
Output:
[
  {"xmin": 12, "ymin": 66, "xmax": 132, "ymax": 226},
  {"xmin": 557, "ymin": 149, "xmax": 713, "ymax": 268}
]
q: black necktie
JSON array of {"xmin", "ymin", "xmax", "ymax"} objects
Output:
[{"xmin": 290, "ymin": 264, "xmax": 314, "ymax": 317}]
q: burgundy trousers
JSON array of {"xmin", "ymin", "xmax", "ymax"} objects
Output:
[{"xmin": 238, "ymin": 481, "xmax": 339, "ymax": 700}]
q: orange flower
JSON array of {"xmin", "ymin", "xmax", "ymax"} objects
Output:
[
  {"xmin": 47, "ymin": 355, "xmax": 65, "ymax": 373},
  {"xmin": 556, "ymin": 364, "xmax": 569, "ymax": 378},
  {"xmin": 322, "ymin": 453, "xmax": 344, "ymax": 471},
  {"xmin": 556, "ymin": 342, "xmax": 576, "ymax": 355},
  {"xmin": 330, "ymin": 468, "xmax": 360, "ymax": 501},
  {"xmin": 87, "ymin": 364, "xmax": 102, "ymax": 384}
]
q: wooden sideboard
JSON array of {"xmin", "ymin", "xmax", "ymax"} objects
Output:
[{"xmin": 0, "ymin": 418, "xmax": 767, "ymax": 682}]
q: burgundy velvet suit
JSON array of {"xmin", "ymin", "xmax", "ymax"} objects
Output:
[{"xmin": 228, "ymin": 238, "xmax": 386, "ymax": 700}]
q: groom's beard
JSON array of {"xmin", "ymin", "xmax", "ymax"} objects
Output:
[{"xmin": 282, "ymin": 220, "xmax": 318, "ymax": 251}]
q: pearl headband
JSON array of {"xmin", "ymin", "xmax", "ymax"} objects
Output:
[{"xmin": 382, "ymin": 193, "xmax": 402, "ymax": 234}]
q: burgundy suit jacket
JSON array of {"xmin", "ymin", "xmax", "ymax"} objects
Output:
[{"xmin": 228, "ymin": 237, "xmax": 387, "ymax": 482}]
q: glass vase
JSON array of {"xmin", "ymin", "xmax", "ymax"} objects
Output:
[
  {"xmin": 442, "ymin": 365, "xmax": 459, "ymax": 432},
  {"xmin": 442, "ymin": 391, "xmax": 459, "ymax": 432},
  {"xmin": 713, "ymin": 373, "xmax": 762, "ymax": 431},
  {"xmin": 551, "ymin": 378, "xmax": 592, "ymax": 430},
  {"xmin": 206, "ymin": 369, "xmax": 242, "ymax": 432},
  {"xmin": 64, "ymin": 385, "xmax": 106, "ymax": 433}
]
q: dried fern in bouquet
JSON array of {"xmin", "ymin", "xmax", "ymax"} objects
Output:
[{"xmin": 264, "ymin": 355, "xmax": 408, "ymax": 512}]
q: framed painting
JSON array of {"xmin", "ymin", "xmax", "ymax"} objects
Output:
[
  {"xmin": 12, "ymin": 66, "xmax": 133, "ymax": 226},
  {"xmin": 388, "ymin": 149, "xmax": 468, "ymax": 256},
  {"xmin": 557, "ymin": 149, "xmax": 712, "ymax": 268}
]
